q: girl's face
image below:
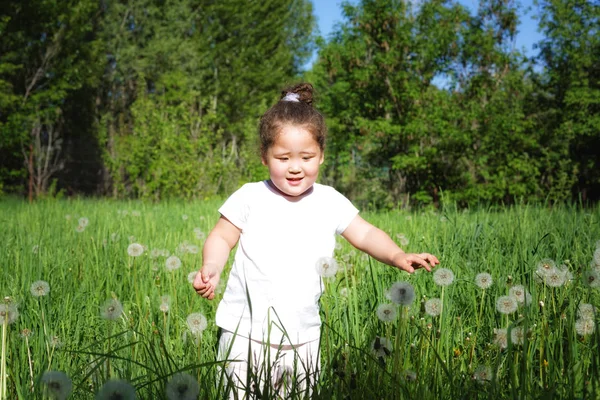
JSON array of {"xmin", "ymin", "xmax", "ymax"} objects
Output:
[{"xmin": 262, "ymin": 124, "xmax": 324, "ymax": 197}]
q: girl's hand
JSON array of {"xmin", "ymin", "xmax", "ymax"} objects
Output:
[
  {"xmin": 393, "ymin": 252, "xmax": 440, "ymax": 273},
  {"xmin": 193, "ymin": 266, "xmax": 221, "ymax": 300}
]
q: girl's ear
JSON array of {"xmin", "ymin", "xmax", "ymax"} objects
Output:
[
  {"xmin": 261, "ymin": 155, "xmax": 268, "ymax": 166},
  {"xmin": 319, "ymin": 152, "xmax": 325, "ymax": 165}
]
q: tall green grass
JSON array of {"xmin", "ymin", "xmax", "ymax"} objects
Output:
[{"xmin": 1, "ymin": 198, "xmax": 599, "ymax": 399}]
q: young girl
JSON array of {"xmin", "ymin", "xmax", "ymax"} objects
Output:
[{"xmin": 193, "ymin": 83, "xmax": 439, "ymax": 398}]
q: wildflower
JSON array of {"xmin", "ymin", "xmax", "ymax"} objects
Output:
[
  {"xmin": 496, "ymin": 296, "xmax": 518, "ymax": 315},
  {"xmin": 187, "ymin": 271, "xmax": 197, "ymax": 284},
  {"xmin": 166, "ymin": 256, "xmax": 182, "ymax": 271},
  {"xmin": 425, "ymin": 298, "xmax": 442, "ymax": 317},
  {"xmin": 509, "ymin": 285, "xmax": 532, "ymax": 306},
  {"xmin": 159, "ymin": 295, "xmax": 171, "ymax": 313},
  {"xmin": 96, "ymin": 379, "xmax": 136, "ymax": 400},
  {"xmin": 433, "ymin": 268, "xmax": 454, "ymax": 287},
  {"xmin": 41, "ymin": 371, "xmax": 73, "ymax": 400},
  {"xmin": 100, "ymin": 298, "xmax": 123, "ymax": 321},
  {"xmin": 187, "ymin": 245, "xmax": 199, "ymax": 254},
  {"xmin": 582, "ymin": 270, "xmax": 600, "ymax": 288},
  {"xmin": 544, "ymin": 268, "xmax": 567, "ymax": 288},
  {"xmin": 315, "ymin": 256, "xmax": 339, "ymax": 278},
  {"xmin": 376, "ymin": 303, "xmax": 397, "ymax": 322},
  {"xmin": 186, "ymin": 313, "xmax": 208, "ymax": 336},
  {"xmin": 193, "ymin": 228, "xmax": 206, "ymax": 240},
  {"xmin": 111, "ymin": 233, "xmax": 119, "ymax": 242},
  {"xmin": 535, "ymin": 258, "xmax": 557, "ymax": 283},
  {"xmin": 30, "ymin": 280, "xmax": 50, "ymax": 297},
  {"xmin": 0, "ymin": 304, "xmax": 19, "ymax": 325},
  {"xmin": 371, "ymin": 336, "xmax": 393, "ymax": 359},
  {"xmin": 49, "ymin": 335, "xmax": 63, "ymax": 348},
  {"xmin": 594, "ymin": 248, "xmax": 600, "ymax": 266},
  {"xmin": 127, "ymin": 243, "xmax": 144, "ymax": 257},
  {"xmin": 182, "ymin": 214, "xmax": 189, "ymax": 221},
  {"xmin": 78, "ymin": 217, "xmax": 89, "ymax": 227},
  {"xmin": 75, "ymin": 225, "xmax": 86, "ymax": 233},
  {"xmin": 20, "ymin": 328, "xmax": 33, "ymax": 338},
  {"xmin": 150, "ymin": 249, "xmax": 162, "ymax": 258},
  {"xmin": 473, "ymin": 365, "xmax": 492, "ymax": 384},
  {"xmin": 339, "ymin": 287, "xmax": 349, "ymax": 297},
  {"xmin": 510, "ymin": 326, "xmax": 526, "ymax": 346},
  {"xmin": 494, "ymin": 328, "xmax": 508, "ymax": 349},
  {"xmin": 165, "ymin": 372, "xmax": 200, "ymax": 400},
  {"xmin": 388, "ymin": 281, "xmax": 416, "ymax": 306},
  {"xmin": 577, "ymin": 303, "xmax": 596, "ymax": 320},
  {"xmin": 395, "ymin": 233, "xmax": 409, "ymax": 247},
  {"xmin": 474, "ymin": 273, "xmax": 493, "ymax": 289},
  {"xmin": 575, "ymin": 318, "xmax": 595, "ymax": 336},
  {"xmin": 177, "ymin": 242, "xmax": 190, "ymax": 255}
]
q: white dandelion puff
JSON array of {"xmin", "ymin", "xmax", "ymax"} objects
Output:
[
  {"xmin": 334, "ymin": 242, "xmax": 342, "ymax": 251},
  {"xmin": 433, "ymin": 268, "xmax": 455, "ymax": 287},
  {"xmin": 193, "ymin": 228, "xmax": 206, "ymax": 241},
  {"xmin": 473, "ymin": 365, "xmax": 493, "ymax": 384},
  {"xmin": 0, "ymin": 304, "xmax": 19, "ymax": 325},
  {"xmin": 75, "ymin": 225, "xmax": 86, "ymax": 233},
  {"xmin": 181, "ymin": 214, "xmax": 189, "ymax": 221},
  {"xmin": 186, "ymin": 313, "xmax": 208, "ymax": 336},
  {"xmin": 474, "ymin": 273, "xmax": 493, "ymax": 289},
  {"xmin": 543, "ymin": 268, "xmax": 567, "ymax": 287},
  {"xmin": 371, "ymin": 336, "xmax": 393, "ymax": 359},
  {"xmin": 395, "ymin": 233, "xmax": 409, "ymax": 247},
  {"xmin": 339, "ymin": 287, "xmax": 349, "ymax": 297},
  {"xmin": 577, "ymin": 303, "xmax": 596, "ymax": 320},
  {"xmin": 594, "ymin": 248, "xmax": 600, "ymax": 265},
  {"xmin": 425, "ymin": 298, "xmax": 443, "ymax": 317},
  {"xmin": 315, "ymin": 256, "xmax": 339, "ymax": 278},
  {"xmin": 510, "ymin": 326, "xmax": 526, "ymax": 346},
  {"xmin": 100, "ymin": 298, "xmax": 123, "ymax": 321},
  {"xmin": 41, "ymin": 371, "xmax": 73, "ymax": 400},
  {"xmin": 49, "ymin": 335, "xmax": 63, "ymax": 348},
  {"xmin": 493, "ymin": 328, "xmax": 508, "ymax": 349},
  {"xmin": 582, "ymin": 270, "xmax": 600, "ymax": 288},
  {"xmin": 187, "ymin": 271, "xmax": 197, "ymax": 284},
  {"xmin": 388, "ymin": 281, "xmax": 416, "ymax": 306},
  {"xmin": 150, "ymin": 249, "xmax": 163, "ymax": 258},
  {"xmin": 110, "ymin": 233, "xmax": 119, "ymax": 242},
  {"xmin": 508, "ymin": 285, "xmax": 532, "ymax": 306},
  {"xmin": 496, "ymin": 296, "xmax": 518, "ymax": 315},
  {"xmin": 166, "ymin": 255, "xmax": 182, "ymax": 271},
  {"xmin": 376, "ymin": 303, "xmax": 397, "ymax": 323},
  {"xmin": 96, "ymin": 379, "xmax": 136, "ymax": 400},
  {"xmin": 165, "ymin": 372, "xmax": 200, "ymax": 400},
  {"xmin": 187, "ymin": 245, "xmax": 199, "ymax": 254},
  {"xmin": 78, "ymin": 217, "xmax": 89, "ymax": 227},
  {"xmin": 575, "ymin": 318, "xmax": 595, "ymax": 336},
  {"xmin": 30, "ymin": 280, "xmax": 50, "ymax": 297},
  {"xmin": 127, "ymin": 243, "xmax": 144, "ymax": 257}
]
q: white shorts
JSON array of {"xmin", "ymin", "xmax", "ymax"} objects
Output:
[{"xmin": 217, "ymin": 329, "xmax": 320, "ymax": 399}]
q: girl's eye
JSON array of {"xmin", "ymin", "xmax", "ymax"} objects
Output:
[
  {"xmin": 278, "ymin": 157, "xmax": 288, "ymax": 162},
  {"xmin": 303, "ymin": 157, "xmax": 312, "ymax": 161}
]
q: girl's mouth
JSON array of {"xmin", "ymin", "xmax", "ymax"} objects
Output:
[{"xmin": 287, "ymin": 177, "xmax": 303, "ymax": 185}]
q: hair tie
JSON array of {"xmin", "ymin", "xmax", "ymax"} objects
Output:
[{"xmin": 282, "ymin": 92, "xmax": 300, "ymax": 102}]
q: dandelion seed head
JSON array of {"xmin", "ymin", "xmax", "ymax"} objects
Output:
[
  {"xmin": 544, "ymin": 268, "xmax": 567, "ymax": 287},
  {"xmin": 339, "ymin": 287, "xmax": 349, "ymax": 297},
  {"xmin": 166, "ymin": 255, "xmax": 182, "ymax": 271},
  {"xmin": 433, "ymin": 268, "xmax": 454, "ymax": 287},
  {"xmin": 575, "ymin": 318, "xmax": 595, "ymax": 336},
  {"xmin": 582, "ymin": 270, "xmax": 600, "ymax": 288},
  {"xmin": 577, "ymin": 303, "xmax": 596, "ymax": 320},
  {"xmin": 32, "ymin": 245, "xmax": 39, "ymax": 254},
  {"xmin": 186, "ymin": 313, "xmax": 208, "ymax": 336},
  {"xmin": 376, "ymin": 303, "xmax": 397, "ymax": 323},
  {"xmin": 110, "ymin": 233, "xmax": 119, "ymax": 242},
  {"xmin": 100, "ymin": 298, "xmax": 123, "ymax": 321},
  {"xmin": 395, "ymin": 233, "xmax": 409, "ymax": 247},
  {"xmin": 315, "ymin": 256, "xmax": 339, "ymax": 278},
  {"xmin": 475, "ymin": 272, "xmax": 493, "ymax": 289},
  {"xmin": 496, "ymin": 296, "xmax": 518, "ymax": 314},
  {"xmin": 594, "ymin": 248, "xmax": 600, "ymax": 265},
  {"xmin": 425, "ymin": 298, "xmax": 442, "ymax": 317},
  {"xmin": 473, "ymin": 365, "xmax": 492, "ymax": 384},
  {"xmin": 371, "ymin": 336, "xmax": 393, "ymax": 359},
  {"xmin": 187, "ymin": 271, "xmax": 197, "ymax": 284},
  {"xmin": 0, "ymin": 304, "xmax": 19, "ymax": 325},
  {"xmin": 493, "ymin": 328, "xmax": 508, "ymax": 349},
  {"xmin": 181, "ymin": 214, "xmax": 189, "ymax": 221},
  {"xmin": 75, "ymin": 225, "xmax": 85, "ymax": 233},
  {"xmin": 127, "ymin": 243, "xmax": 144, "ymax": 257},
  {"xmin": 95, "ymin": 379, "xmax": 136, "ymax": 400},
  {"xmin": 388, "ymin": 281, "xmax": 416, "ymax": 306},
  {"xmin": 187, "ymin": 245, "xmax": 199, "ymax": 254},
  {"xmin": 30, "ymin": 280, "xmax": 50, "ymax": 297},
  {"xmin": 508, "ymin": 285, "xmax": 532, "ymax": 306},
  {"xmin": 49, "ymin": 335, "xmax": 63, "ymax": 348},
  {"xmin": 131, "ymin": 210, "xmax": 141, "ymax": 217},
  {"xmin": 165, "ymin": 372, "xmax": 200, "ymax": 400},
  {"xmin": 159, "ymin": 302, "xmax": 169, "ymax": 313},
  {"xmin": 193, "ymin": 228, "xmax": 205, "ymax": 240},
  {"xmin": 20, "ymin": 328, "xmax": 33, "ymax": 338},
  {"xmin": 78, "ymin": 217, "xmax": 89, "ymax": 227},
  {"xmin": 510, "ymin": 326, "xmax": 527, "ymax": 346},
  {"xmin": 537, "ymin": 258, "xmax": 556, "ymax": 271},
  {"xmin": 41, "ymin": 371, "xmax": 73, "ymax": 400}
]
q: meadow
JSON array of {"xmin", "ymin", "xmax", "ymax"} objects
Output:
[{"xmin": 1, "ymin": 198, "xmax": 599, "ymax": 399}]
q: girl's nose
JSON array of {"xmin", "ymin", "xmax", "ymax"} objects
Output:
[{"xmin": 288, "ymin": 164, "xmax": 301, "ymax": 173}]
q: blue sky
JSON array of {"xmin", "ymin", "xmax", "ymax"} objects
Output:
[{"xmin": 309, "ymin": 0, "xmax": 544, "ymax": 67}]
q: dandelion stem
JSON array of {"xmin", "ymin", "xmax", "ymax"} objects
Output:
[
  {"xmin": 1, "ymin": 314, "xmax": 7, "ymax": 400},
  {"xmin": 469, "ymin": 289, "xmax": 486, "ymax": 366},
  {"xmin": 25, "ymin": 336, "xmax": 34, "ymax": 393}
]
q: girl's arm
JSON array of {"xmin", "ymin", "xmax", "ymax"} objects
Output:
[
  {"xmin": 341, "ymin": 215, "xmax": 439, "ymax": 273},
  {"xmin": 193, "ymin": 216, "xmax": 241, "ymax": 300}
]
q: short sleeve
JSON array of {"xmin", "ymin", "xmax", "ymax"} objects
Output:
[
  {"xmin": 218, "ymin": 184, "xmax": 251, "ymax": 231},
  {"xmin": 329, "ymin": 188, "xmax": 359, "ymax": 235}
]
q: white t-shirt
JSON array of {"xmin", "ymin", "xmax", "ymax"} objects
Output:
[{"xmin": 215, "ymin": 181, "xmax": 359, "ymax": 344}]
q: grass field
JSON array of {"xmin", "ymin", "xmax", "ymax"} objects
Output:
[{"xmin": 1, "ymin": 198, "xmax": 599, "ymax": 399}]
